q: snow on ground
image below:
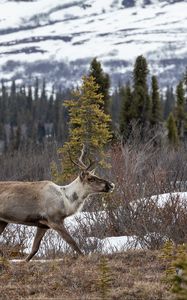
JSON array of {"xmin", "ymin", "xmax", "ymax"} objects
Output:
[
  {"xmin": 151, "ymin": 192, "xmax": 187, "ymax": 208},
  {"xmin": 94, "ymin": 235, "xmax": 141, "ymax": 253}
]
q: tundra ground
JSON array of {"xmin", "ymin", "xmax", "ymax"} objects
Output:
[{"xmin": 0, "ymin": 250, "xmax": 174, "ymax": 300}]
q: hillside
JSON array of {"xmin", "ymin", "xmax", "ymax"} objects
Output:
[{"xmin": 0, "ymin": 0, "xmax": 187, "ymax": 87}]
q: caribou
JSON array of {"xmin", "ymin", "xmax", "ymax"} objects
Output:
[{"xmin": 0, "ymin": 146, "xmax": 115, "ymax": 261}]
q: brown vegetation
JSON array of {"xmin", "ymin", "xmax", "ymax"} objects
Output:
[{"xmin": 0, "ymin": 250, "xmax": 173, "ymax": 300}]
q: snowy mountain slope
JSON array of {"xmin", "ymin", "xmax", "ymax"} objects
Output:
[{"xmin": 0, "ymin": 0, "xmax": 187, "ymax": 87}]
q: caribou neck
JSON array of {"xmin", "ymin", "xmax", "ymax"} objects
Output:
[{"xmin": 61, "ymin": 177, "xmax": 88, "ymax": 203}]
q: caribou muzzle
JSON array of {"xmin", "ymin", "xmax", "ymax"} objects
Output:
[{"xmin": 104, "ymin": 181, "xmax": 115, "ymax": 193}]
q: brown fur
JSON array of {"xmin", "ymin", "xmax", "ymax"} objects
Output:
[
  {"xmin": 0, "ymin": 173, "xmax": 114, "ymax": 261},
  {"xmin": 0, "ymin": 181, "xmax": 50, "ymax": 226}
]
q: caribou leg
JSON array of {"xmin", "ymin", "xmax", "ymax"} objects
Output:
[
  {"xmin": 0, "ymin": 221, "xmax": 7, "ymax": 235},
  {"xmin": 0, "ymin": 221, "xmax": 8, "ymax": 257},
  {"xmin": 48, "ymin": 221, "xmax": 83, "ymax": 255},
  {"xmin": 25, "ymin": 227, "xmax": 48, "ymax": 262}
]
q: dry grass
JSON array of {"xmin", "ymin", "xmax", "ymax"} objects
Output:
[{"xmin": 0, "ymin": 250, "xmax": 174, "ymax": 300}]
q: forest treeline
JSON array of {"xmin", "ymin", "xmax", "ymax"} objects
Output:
[{"xmin": 0, "ymin": 55, "xmax": 186, "ymax": 153}]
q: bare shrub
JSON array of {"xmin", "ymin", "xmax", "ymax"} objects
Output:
[
  {"xmin": 0, "ymin": 141, "xmax": 57, "ymax": 181},
  {"xmin": 0, "ymin": 225, "xmax": 34, "ymax": 258},
  {"xmin": 72, "ymin": 128, "xmax": 187, "ymax": 252},
  {"xmin": 99, "ymin": 132, "xmax": 187, "ymax": 249}
]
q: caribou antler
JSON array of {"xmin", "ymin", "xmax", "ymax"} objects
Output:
[
  {"xmin": 85, "ymin": 158, "xmax": 95, "ymax": 171},
  {"xmin": 68, "ymin": 144, "xmax": 95, "ymax": 171},
  {"xmin": 67, "ymin": 144, "xmax": 84, "ymax": 170},
  {"xmin": 78, "ymin": 144, "xmax": 87, "ymax": 169}
]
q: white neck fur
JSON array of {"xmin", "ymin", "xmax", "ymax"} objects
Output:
[{"xmin": 61, "ymin": 176, "xmax": 89, "ymax": 204}]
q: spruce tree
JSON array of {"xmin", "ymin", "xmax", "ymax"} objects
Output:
[
  {"xmin": 98, "ymin": 256, "xmax": 112, "ymax": 300},
  {"xmin": 25, "ymin": 85, "xmax": 33, "ymax": 138},
  {"xmin": 163, "ymin": 86, "xmax": 175, "ymax": 120},
  {"xmin": 13, "ymin": 125, "xmax": 21, "ymax": 150},
  {"xmin": 175, "ymin": 80, "xmax": 186, "ymax": 140},
  {"xmin": 34, "ymin": 77, "xmax": 39, "ymax": 102},
  {"xmin": 110, "ymin": 87, "xmax": 121, "ymax": 126},
  {"xmin": 10, "ymin": 80, "xmax": 16, "ymax": 97},
  {"xmin": 33, "ymin": 77, "xmax": 39, "ymax": 121},
  {"xmin": 0, "ymin": 81, "xmax": 8, "ymax": 124},
  {"xmin": 10, "ymin": 80, "xmax": 17, "ymax": 126},
  {"xmin": 89, "ymin": 58, "xmax": 110, "ymax": 113},
  {"xmin": 27, "ymin": 85, "xmax": 33, "ymax": 111},
  {"xmin": 53, "ymin": 88, "xmax": 68, "ymax": 144},
  {"xmin": 133, "ymin": 55, "xmax": 150, "ymax": 130},
  {"xmin": 150, "ymin": 75, "xmax": 162, "ymax": 126},
  {"xmin": 119, "ymin": 83, "xmax": 133, "ymax": 139},
  {"xmin": 167, "ymin": 112, "xmax": 179, "ymax": 146},
  {"xmin": 47, "ymin": 93, "xmax": 54, "ymax": 123},
  {"xmin": 184, "ymin": 67, "xmax": 187, "ymax": 113},
  {"xmin": 40, "ymin": 78, "xmax": 47, "ymax": 122},
  {"xmin": 184, "ymin": 67, "xmax": 187, "ymax": 89},
  {"xmin": 53, "ymin": 75, "xmax": 112, "ymax": 182}
]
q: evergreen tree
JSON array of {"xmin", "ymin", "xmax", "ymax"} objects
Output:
[
  {"xmin": 110, "ymin": 87, "xmax": 121, "ymax": 127},
  {"xmin": 41, "ymin": 78, "xmax": 47, "ymax": 101},
  {"xmin": 89, "ymin": 58, "xmax": 110, "ymax": 113},
  {"xmin": 13, "ymin": 125, "xmax": 21, "ymax": 150},
  {"xmin": 150, "ymin": 75, "xmax": 162, "ymax": 126},
  {"xmin": 163, "ymin": 86, "xmax": 175, "ymax": 120},
  {"xmin": 16, "ymin": 87, "xmax": 25, "ymax": 126},
  {"xmin": 34, "ymin": 77, "xmax": 39, "ymax": 102},
  {"xmin": 10, "ymin": 80, "xmax": 16, "ymax": 97},
  {"xmin": 133, "ymin": 55, "xmax": 150, "ymax": 130},
  {"xmin": 98, "ymin": 256, "xmax": 112, "ymax": 300},
  {"xmin": 27, "ymin": 85, "xmax": 33, "ymax": 111},
  {"xmin": 0, "ymin": 81, "xmax": 8, "ymax": 124},
  {"xmin": 175, "ymin": 80, "xmax": 186, "ymax": 140},
  {"xmin": 37, "ymin": 121, "xmax": 45, "ymax": 143},
  {"xmin": 184, "ymin": 67, "xmax": 187, "ymax": 113},
  {"xmin": 39, "ymin": 78, "xmax": 47, "ymax": 123},
  {"xmin": 119, "ymin": 83, "xmax": 133, "ymax": 139},
  {"xmin": 53, "ymin": 87, "xmax": 68, "ymax": 144},
  {"xmin": 47, "ymin": 93, "xmax": 54, "ymax": 123},
  {"xmin": 184, "ymin": 67, "xmax": 187, "ymax": 89},
  {"xmin": 33, "ymin": 77, "xmax": 39, "ymax": 120},
  {"xmin": 54, "ymin": 75, "xmax": 112, "ymax": 182},
  {"xmin": 25, "ymin": 85, "xmax": 33, "ymax": 138},
  {"xmin": 9, "ymin": 80, "xmax": 17, "ymax": 126},
  {"xmin": 167, "ymin": 112, "xmax": 179, "ymax": 146}
]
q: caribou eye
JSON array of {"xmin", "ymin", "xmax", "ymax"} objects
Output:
[{"xmin": 88, "ymin": 177, "xmax": 95, "ymax": 182}]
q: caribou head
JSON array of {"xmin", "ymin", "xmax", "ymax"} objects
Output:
[{"xmin": 68, "ymin": 144, "xmax": 115, "ymax": 195}]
